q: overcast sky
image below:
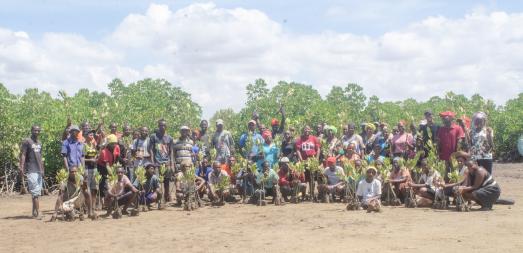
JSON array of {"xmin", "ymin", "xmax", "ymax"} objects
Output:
[{"xmin": 1, "ymin": 1, "xmax": 523, "ymax": 118}]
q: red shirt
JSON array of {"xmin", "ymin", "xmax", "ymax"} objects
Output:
[
  {"xmin": 278, "ymin": 169, "xmax": 305, "ymax": 187},
  {"xmin": 97, "ymin": 146, "xmax": 121, "ymax": 166},
  {"xmin": 295, "ymin": 135, "xmax": 320, "ymax": 160},
  {"xmin": 437, "ymin": 124, "xmax": 464, "ymax": 161}
]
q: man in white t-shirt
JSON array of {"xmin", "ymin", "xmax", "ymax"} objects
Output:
[{"xmin": 356, "ymin": 167, "xmax": 382, "ymax": 212}]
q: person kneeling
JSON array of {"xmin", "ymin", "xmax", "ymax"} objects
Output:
[
  {"xmin": 51, "ymin": 167, "xmax": 96, "ymax": 221},
  {"xmin": 253, "ymin": 161, "xmax": 280, "ymax": 205},
  {"xmin": 105, "ymin": 167, "xmax": 138, "ymax": 218},
  {"xmin": 278, "ymin": 157, "xmax": 306, "ymax": 203},
  {"xmin": 356, "ymin": 167, "xmax": 382, "ymax": 212},
  {"xmin": 408, "ymin": 158, "xmax": 441, "ymax": 207},
  {"xmin": 134, "ymin": 162, "xmax": 162, "ymax": 211},
  {"xmin": 208, "ymin": 161, "xmax": 234, "ymax": 205},
  {"xmin": 317, "ymin": 157, "xmax": 346, "ymax": 203}
]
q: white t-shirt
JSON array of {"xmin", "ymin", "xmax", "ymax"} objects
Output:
[{"xmin": 356, "ymin": 178, "xmax": 382, "ymax": 203}]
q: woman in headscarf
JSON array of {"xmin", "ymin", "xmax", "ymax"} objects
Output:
[
  {"xmin": 469, "ymin": 112, "xmax": 494, "ymax": 174},
  {"xmin": 362, "ymin": 123, "xmax": 377, "ymax": 155},
  {"xmin": 324, "ymin": 125, "xmax": 341, "ymax": 157},
  {"xmin": 258, "ymin": 130, "xmax": 280, "ymax": 171}
]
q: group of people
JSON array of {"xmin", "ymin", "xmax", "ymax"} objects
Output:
[{"xmin": 18, "ymin": 107, "xmax": 502, "ymax": 220}]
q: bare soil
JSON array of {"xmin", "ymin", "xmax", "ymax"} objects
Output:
[{"xmin": 1, "ymin": 163, "xmax": 522, "ymax": 253}]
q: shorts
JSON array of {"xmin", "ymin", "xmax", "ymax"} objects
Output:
[{"xmin": 27, "ymin": 172, "xmax": 42, "ymax": 197}]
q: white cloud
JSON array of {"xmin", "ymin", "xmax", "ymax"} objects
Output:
[{"xmin": 1, "ymin": 3, "xmax": 523, "ymax": 119}]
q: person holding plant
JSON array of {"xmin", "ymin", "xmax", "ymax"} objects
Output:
[
  {"xmin": 436, "ymin": 111, "xmax": 465, "ymax": 181},
  {"xmin": 408, "ymin": 158, "xmax": 441, "ymax": 207},
  {"xmin": 239, "ymin": 120, "xmax": 263, "ymax": 164},
  {"xmin": 150, "ymin": 119, "xmax": 174, "ymax": 202},
  {"xmin": 469, "ymin": 112, "xmax": 494, "ymax": 174},
  {"xmin": 254, "ymin": 161, "xmax": 280, "ymax": 205},
  {"xmin": 97, "ymin": 134, "xmax": 121, "ymax": 199},
  {"xmin": 388, "ymin": 157, "xmax": 412, "ymax": 203},
  {"xmin": 357, "ymin": 167, "xmax": 382, "ymax": 212},
  {"xmin": 456, "ymin": 158, "xmax": 500, "ymax": 210},
  {"xmin": 175, "ymin": 161, "xmax": 206, "ymax": 206},
  {"xmin": 278, "ymin": 157, "xmax": 306, "ymax": 202},
  {"xmin": 317, "ymin": 157, "xmax": 346, "ymax": 203},
  {"xmin": 119, "ymin": 124, "xmax": 134, "ymax": 182},
  {"xmin": 104, "ymin": 166, "xmax": 138, "ymax": 216},
  {"xmin": 134, "ymin": 163, "xmax": 162, "ymax": 210},
  {"xmin": 208, "ymin": 161, "xmax": 233, "ymax": 204},
  {"xmin": 84, "ymin": 129, "xmax": 99, "ymax": 210},
  {"xmin": 50, "ymin": 166, "xmax": 95, "ymax": 221},
  {"xmin": 391, "ymin": 121, "xmax": 414, "ymax": 159},
  {"xmin": 295, "ymin": 125, "xmax": 321, "ymax": 186},
  {"xmin": 197, "ymin": 120, "xmax": 211, "ymax": 158},
  {"xmin": 19, "ymin": 125, "xmax": 45, "ymax": 219}
]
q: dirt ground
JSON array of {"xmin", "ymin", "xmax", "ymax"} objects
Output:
[{"xmin": 1, "ymin": 163, "xmax": 522, "ymax": 253}]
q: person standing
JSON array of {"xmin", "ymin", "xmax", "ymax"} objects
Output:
[
  {"xmin": 61, "ymin": 125, "xmax": 85, "ymax": 171},
  {"xmin": 172, "ymin": 126, "xmax": 194, "ymax": 170},
  {"xmin": 198, "ymin": 120, "xmax": 211, "ymax": 159},
  {"xmin": 19, "ymin": 125, "xmax": 45, "ymax": 219},
  {"xmin": 211, "ymin": 119, "xmax": 235, "ymax": 163},
  {"xmin": 436, "ymin": 111, "xmax": 465, "ymax": 180},
  {"xmin": 149, "ymin": 119, "xmax": 174, "ymax": 202},
  {"xmin": 469, "ymin": 112, "xmax": 494, "ymax": 174}
]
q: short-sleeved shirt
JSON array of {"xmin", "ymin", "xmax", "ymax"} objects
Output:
[
  {"xmin": 212, "ymin": 130, "xmax": 234, "ymax": 163},
  {"xmin": 295, "ymin": 135, "xmax": 320, "ymax": 160},
  {"xmin": 132, "ymin": 138, "xmax": 151, "ymax": 158},
  {"xmin": 391, "ymin": 133, "xmax": 414, "ymax": 154},
  {"xmin": 195, "ymin": 166, "xmax": 213, "ymax": 182},
  {"xmin": 172, "ymin": 138, "xmax": 194, "ymax": 165},
  {"xmin": 97, "ymin": 147, "xmax": 120, "ymax": 167},
  {"xmin": 437, "ymin": 124, "xmax": 465, "ymax": 161},
  {"xmin": 21, "ymin": 138, "xmax": 43, "ymax": 174},
  {"xmin": 134, "ymin": 175, "xmax": 160, "ymax": 194},
  {"xmin": 323, "ymin": 166, "xmax": 344, "ymax": 185},
  {"xmin": 356, "ymin": 179, "xmax": 382, "ymax": 202},
  {"xmin": 239, "ymin": 132, "xmax": 263, "ymax": 159},
  {"xmin": 419, "ymin": 170, "xmax": 441, "ymax": 190},
  {"xmin": 255, "ymin": 169, "xmax": 279, "ymax": 189},
  {"xmin": 258, "ymin": 143, "xmax": 279, "ymax": 171},
  {"xmin": 110, "ymin": 175, "xmax": 132, "ymax": 195},
  {"xmin": 61, "ymin": 138, "xmax": 84, "ymax": 169},
  {"xmin": 150, "ymin": 133, "xmax": 173, "ymax": 164},
  {"xmin": 209, "ymin": 170, "xmax": 229, "ymax": 185}
]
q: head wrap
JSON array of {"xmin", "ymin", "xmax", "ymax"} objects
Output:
[
  {"xmin": 106, "ymin": 134, "xmax": 118, "ymax": 144},
  {"xmin": 365, "ymin": 123, "xmax": 376, "ymax": 131},
  {"xmin": 262, "ymin": 130, "xmax": 271, "ymax": 140},
  {"xmin": 271, "ymin": 118, "xmax": 279, "ymax": 126}
]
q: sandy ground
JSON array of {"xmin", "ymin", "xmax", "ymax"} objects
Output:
[{"xmin": 1, "ymin": 163, "xmax": 522, "ymax": 253}]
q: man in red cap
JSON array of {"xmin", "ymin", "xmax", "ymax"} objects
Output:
[
  {"xmin": 317, "ymin": 156, "xmax": 346, "ymax": 203},
  {"xmin": 437, "ymin": 111, "xmax": 465, "ymax": 181}
]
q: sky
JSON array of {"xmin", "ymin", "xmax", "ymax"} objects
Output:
[{"xmin": 1, "ymin": 0, "xmax": 523, "ymax": 118}]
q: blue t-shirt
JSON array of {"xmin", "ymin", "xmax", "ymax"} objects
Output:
[
  {"xmin": 257, "ymin": 143, "xmax": 279, "ymax": 172},
  {"xmin": 239, "ymin": 132, "xmax": 263, "ymax": 159},
  {"xmin": 61, "ymin": 138, "xmax": 84, "ymax": 169},
  {"xmin": 195, "ymin": 166, "xmax": 213, "ymax": 182}
]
